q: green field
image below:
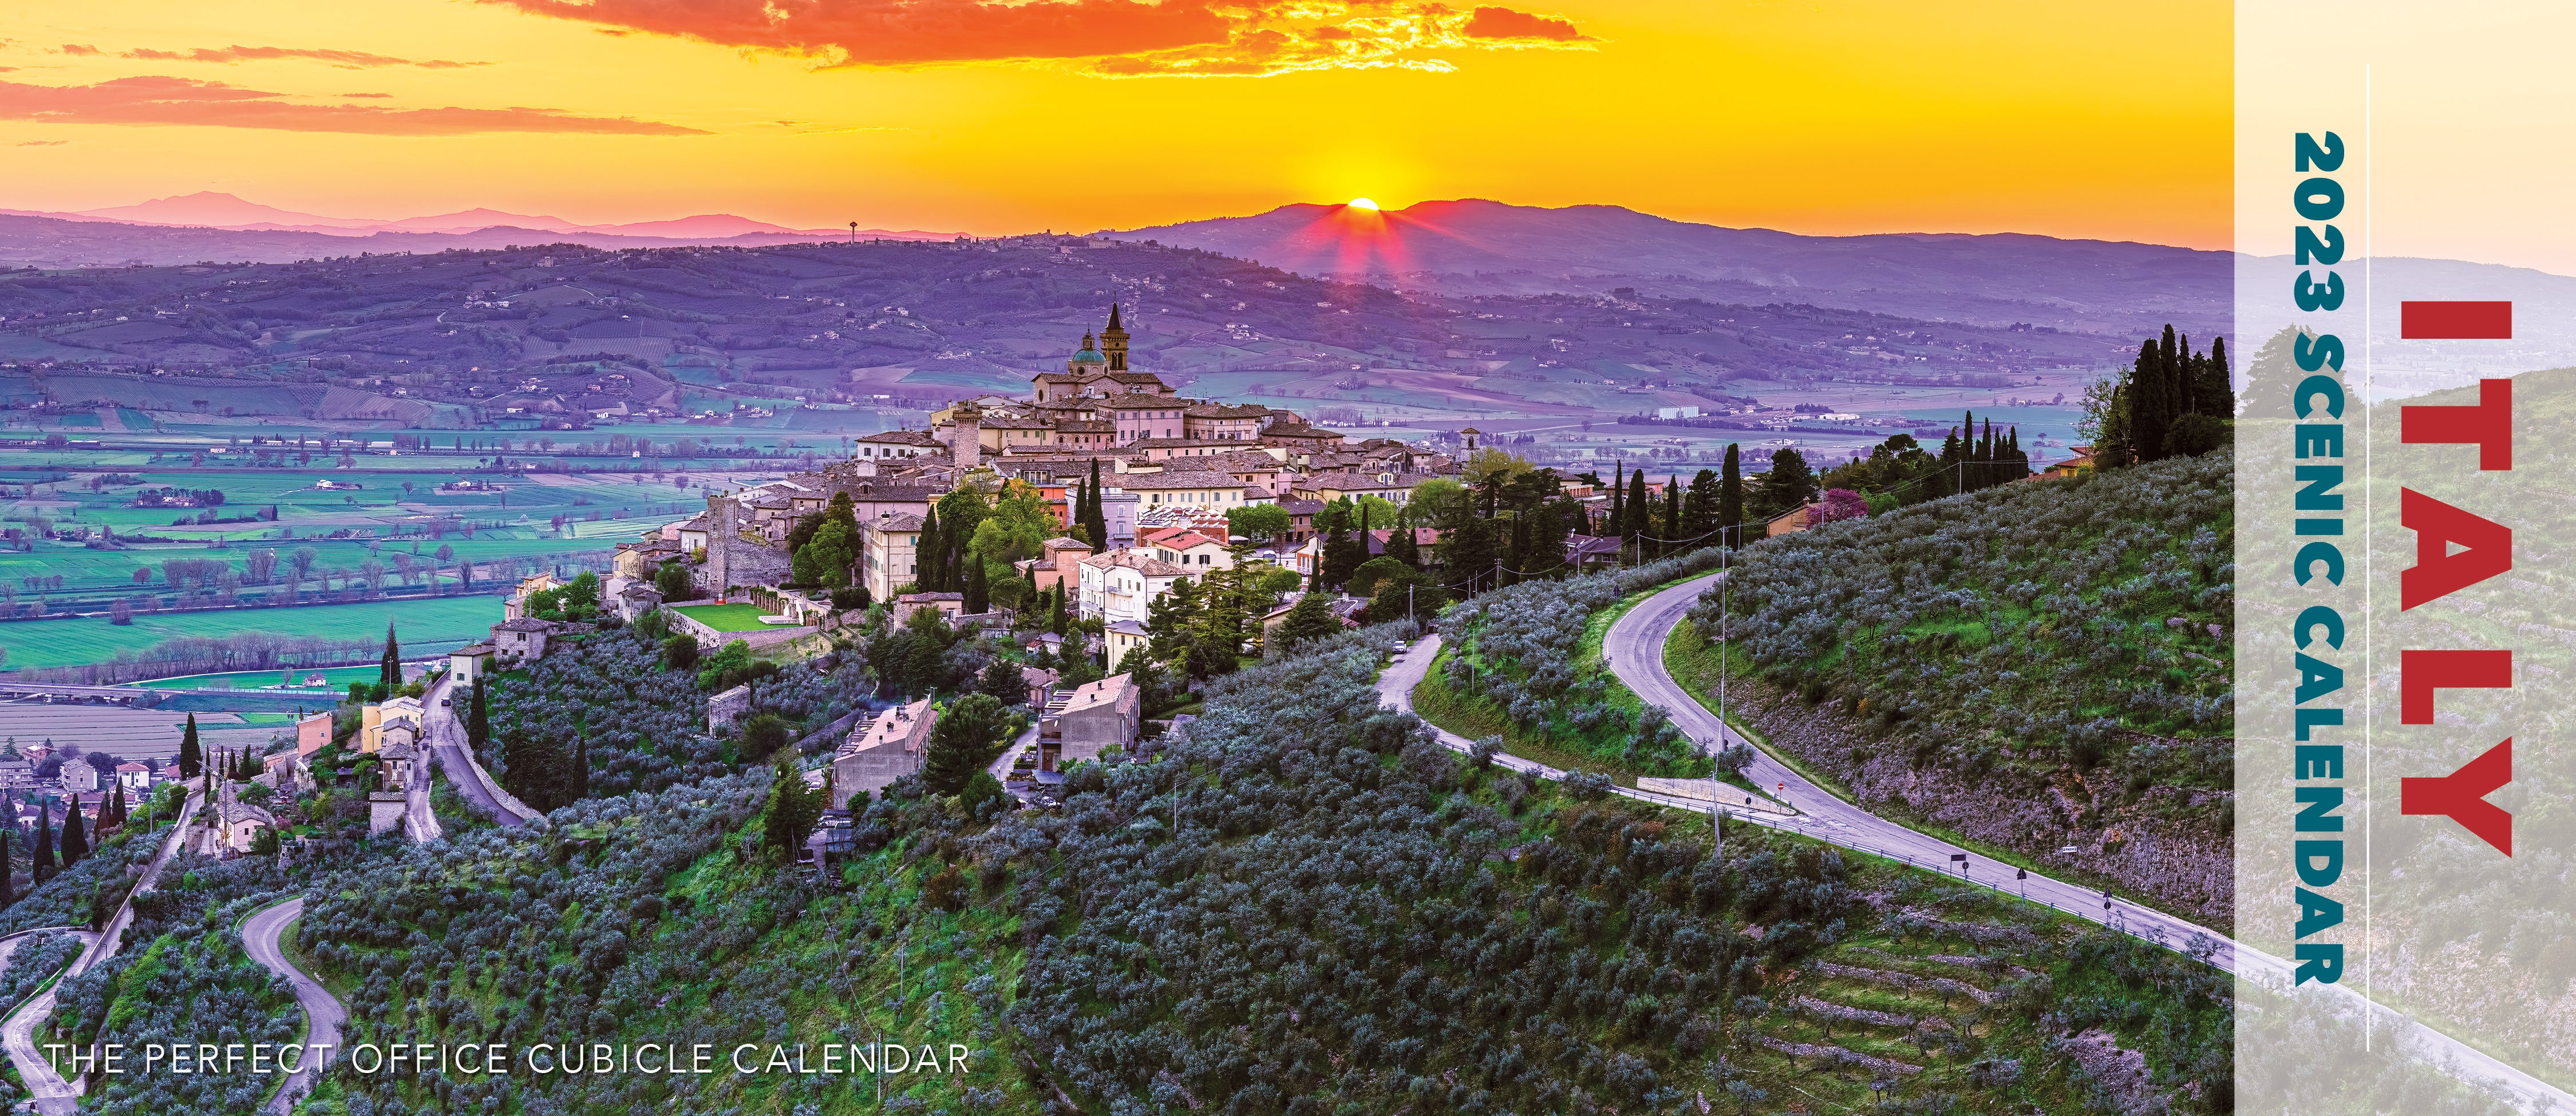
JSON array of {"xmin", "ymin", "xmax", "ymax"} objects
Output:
[
  {"xmin": 129, "ymin": 663, "xmax": 412, "ymax": 692},
  {"xmin": 669, "ymin": 603, "xmax": 778, "ymax": 632},
  {"xmin": 0, "ymin": 592, "xmax": 506, "ymax": 670}
]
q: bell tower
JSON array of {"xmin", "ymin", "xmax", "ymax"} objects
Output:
[{"xmin": 1099, "ymin": 303, "xmax": 1130, "ymax": 372}]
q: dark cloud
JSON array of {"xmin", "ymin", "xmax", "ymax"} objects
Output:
[{"xmin": 1463, "ymin": 6, "xmax": 1586, "ymax": 40}]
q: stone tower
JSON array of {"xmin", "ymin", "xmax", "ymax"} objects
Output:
[
  {"xmin": 1099, "ymin": 303, "xmax": 1129, "ymax": 372},
  {"xmin": 951, "ymin": 401, "xmax": 982, "ymax": 470}
]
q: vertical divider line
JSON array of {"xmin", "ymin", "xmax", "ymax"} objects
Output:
[{"xmin": 2361, "ymin": 60, "xmax": 2376, "ymax": 1051}]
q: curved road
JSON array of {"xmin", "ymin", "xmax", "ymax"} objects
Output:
[
  {"xmin": 242, "ymin": 898, "xmax": 344, "ymax": 1115},
  {"xmin": 1, "ymin": 789, "xmax": 200, "ymax": 1114},
  {"xmin": 1382, "ymin": 576, "xmax": 2572, "ymax": 1112},
  {"xmin": 1587, "ymin": 571, "xmax": 2568, "ymax": 1113},
  {"xmin": 422, "ymin": 673, "xmax": 534, "ymax": 827}
]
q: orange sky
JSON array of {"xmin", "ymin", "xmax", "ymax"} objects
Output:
[{"xmin": 0, "ymin": 0, "xmax": 2230, "ymax": 246}]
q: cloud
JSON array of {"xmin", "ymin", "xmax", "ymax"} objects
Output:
[
  {"xmin": 60, "ymin": 45, "xmax": 100, "ymax": 56},
  {"xmin": 479, "ymin": 0, "xmax": 1591, "ymax": 77},
  {"xmin": 17, "ymin": 139, "xmax": 66, "ymax": 146},
  {"xmin": 122, "ymin": 45, "xmax": 489, "ymax": 68},
  {"xmin": 342, "ymin": 92, "xmax": 394, "ymax": 98},
  {"xmin": 0, "ymin": 76, "xmax": 709, "ymax": 135},
  {"xmin": 1463, "ymin": 6, "xmax": 1584, "ymax": 40}
]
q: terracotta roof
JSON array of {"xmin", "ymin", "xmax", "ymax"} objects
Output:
[
  {"xmin": 1185, "ymin": 401, "xmax": 1269, "ymax": 418},
  {"xmin": 1040, "ymin": 536, "xmax": 1093, "ymax": 550},
  {"xmin": 1081, "ymin": 550, "xmax": 1190, "ymax": 577},
  {"xmin": 858, "ymin": 429, "xmax": 943, "ymax": 446}
]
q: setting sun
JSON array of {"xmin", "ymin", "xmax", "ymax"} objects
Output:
[{"xmin": 1346, "ymin": 197, "xmax": 1380, "ymax": 211}]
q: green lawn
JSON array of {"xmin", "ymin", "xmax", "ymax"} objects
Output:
[
  {"xmin": 0, "ymin": 593, "xmax": 506, "ymax": 670},
  {"xmin": 670, "ymin": 603, "xmax": 780, "ymax": 632}
]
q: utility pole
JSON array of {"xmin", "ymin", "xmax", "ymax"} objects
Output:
[{"xmin": 1716, "ymin": 551, "xmax": 1728, "ymax": 845}]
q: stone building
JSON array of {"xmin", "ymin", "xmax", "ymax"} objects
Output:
[
  {"xmin": 830, "ymin": 699, "xmax": 938, "ymax": 809},
  {"xmin": 1040, "ymin": 674, "xmax": 1140, "ymax": 771}
]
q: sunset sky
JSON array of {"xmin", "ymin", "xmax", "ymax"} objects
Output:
[{"xmin": 2, "ymin": 0, "xmax": 2229, "ymax": 247}]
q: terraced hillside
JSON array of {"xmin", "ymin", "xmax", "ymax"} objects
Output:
[{"xmin": 1682, "ymin": 451, "xmax": 2235, "ymax": 922}]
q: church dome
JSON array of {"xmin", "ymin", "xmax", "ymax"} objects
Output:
[{"xmin": 1072, "ymin": 347, "xmax": 1105, "ymax": 363}]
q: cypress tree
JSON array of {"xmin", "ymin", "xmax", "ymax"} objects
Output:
[
  {"xmin": 1718, "ymin": 445, "xmax": 1744, "ymax": 548},
  {"xmin": 2203, "ymin": 335, "xmax": 2234, "ymax": 417},
  {"xmin": 378, "ymin": 620, "xmax": 401, "ymax": 695},
  {"xmin": 1607, "ymin": 461, "xmax": 1625, "ymax": 536},
  {"xmin": 1623, "ymin": 469, "xmax": 1649, "ymax": 551},
  {"xmin": 1050, "ymin": 582, "xmax": 1069, "ymax": 635},
  {"xmin": 58, "ymin": 794, "xmax": 85, "ymax": 868},
  {"xmin": 571, "ymin": 734, "xmax": 590, "ymax": 802},
  {"xmin": 963, "ymin": 557, "xmax": 990, "ymax": 615},
  {"xmin": 106, "ymin": 781, "xmax": 124, "ymax": 831},
  {"xmin": 1664, "ymin": 475, "xmax": 1682, "ymax": 553},
  {"xmin": 467, "ymin": 682, "xmax": 491, "ymax": 757},
  {"xmin": 179, "ymin": 714, "xmax": 202, "ymax": 780},
  {"xmin": 2129, "ymin": 337, "xmax": 2168, "ymax": 463},
  {"xmin": 0, "ymin": 829, "xmax": 13, "ymax": 909},
  {"xmin": 1082, "ymin": 459, "xmax": 1108, "ymax": 549},
  {"xmin": 1385, "ymin": 523, "xmax": 1420, "ymax": 568},
  {"xmin": 31, "ymin": 801, "xmax": 53, "ymax": 885},
  {"xmin": 918, "ymin": 508, "xmax": 943, "ymax": 592}
]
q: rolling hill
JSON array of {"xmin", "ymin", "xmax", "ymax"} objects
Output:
[{"xmin": 1113, "ymin": 199, "xmax": 2232, "ymax": 339}]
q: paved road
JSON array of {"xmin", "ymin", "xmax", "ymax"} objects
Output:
[
  {"xmin": 421, "ymin": 673, "xmax": 528, "ymax": 827},
  {"xmin": 0, "ymin": 789, "xmax": 200, "ymax": 1114},
  {"xmin": 242, "ymin": 898, "xmax": 343, "ymax": 1115},
  {"xmin": 1593, "ymin": 571, "xmax": 2576, "ymax": 1114}
]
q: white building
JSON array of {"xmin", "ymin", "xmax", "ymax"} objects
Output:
[{"xmin": 1076, "ymin": 549, "xmax": 1192, "ymax": 627}]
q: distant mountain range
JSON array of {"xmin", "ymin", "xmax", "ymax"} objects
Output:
[
  {"xmin": 0, "ymin": 192, "xmax": 959, "ymax": 266},
  {"xmin": 1112, "ymin": 199, "xmax": 2234, "ymax": 339}
]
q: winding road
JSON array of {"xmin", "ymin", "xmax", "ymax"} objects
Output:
[
  {"xmin": 242, "ymin": 898, "xmax": 343, "ymax": 1115},
  {"xmin": 0, "ymin": 789, "xmax": 201, "ymax": 1114},
  {"xmin": 422, "ymin": 672, "xmax": 536, "ymax": 827},
  {"xmin": 1381, "ymin": 571, "xmax": 2576, "ymax": 1113}
]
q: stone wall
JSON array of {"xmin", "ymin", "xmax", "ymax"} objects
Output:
[{"xmin": 1731, "ymin": 679, "xmax": 2234, "ymax": 927}]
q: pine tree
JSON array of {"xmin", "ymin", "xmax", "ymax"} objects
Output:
[
  {"xmin": 761, "ymin": 751, "xmax": 823, "ymax": 859},
  {"xmin": 58, "ymin": 794, "xmax": 85, "ymax": 868},
  {"xmin": 1276, "ymin": 588, "xmax": 1340, "ymax": 649},
  {"xmin": 1718, "ymin": 445, "xmax": 1744, "ymax": 548},
  {"xmin": 378, "ymin": 620, "xmax": 401, "ymax": 696},
  {"xmin": 179, "ymin": 714, "xmax": 202, "ymax": 780},
  {"xmin": 924, "ymin": 693, "xmax": 1008, "ymax": 796},
  {"xmin": 29, "ymin": 802, "xmax": 51, "ymax": 885},
  {"xmin": 1686, "ymin": 468, "xmax": 1719, "ymax": 542},
  {"xmin": 1446, "ymin": 517, "xmax": 1499, "ymax": 596}
]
